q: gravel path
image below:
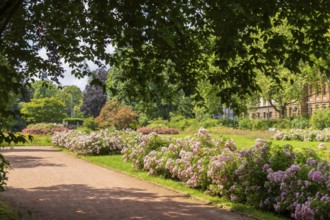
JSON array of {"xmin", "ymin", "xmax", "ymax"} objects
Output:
[{"xmin": 1, "ymin": 146, "xmax": 253, "ymax": 220}]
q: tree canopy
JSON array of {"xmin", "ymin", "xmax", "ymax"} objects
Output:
[
  {"xmin": 1, "ymin": 1, "xmax": 329, "ymax": 94},
  {"xmin": 21, "ymin": 97, "xmax": 67, "ymax": 123},
  {"xmin": 0, "ymin": 0, "xmax": 329, "ymax": 143},
  {"xmin": 31, "ymin": 80, "xmax": 59, "ymax": 99}
]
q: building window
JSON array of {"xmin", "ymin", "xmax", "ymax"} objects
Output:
[
  {"xmin": 323, "ymin": 86, "xmax": 326, "ymax": 95},
  {"xmin": 257, "ymin": 113, "xmax": 260, "ymax": 118},
  {"xmin": 263, "ymin": 112, "xmax": 266, "ymax": 118},
  {"xmin": 309, "ymin": 86, "xmax": 313, "ymax": 96},
  {"xmin": 268, "ymin": 112, "xmax": 272, "ymax": 119}
]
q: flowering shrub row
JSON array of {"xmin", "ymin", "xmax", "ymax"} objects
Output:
[
  {"xmin": 137, "ymin": 127, "xmax": 179, "ymax": 134},
  {"xmin": 122, "ymin": 128, "xmax": 330, "ymax": 220},
  {"xmin": 274, "ymin": 129, "xmax": 330, "ymax": 142},
  {"xmin": 52, "ymin": 128, "xmax": 330, "ymax": 219},
  {"xmin": 52, "ymin": 129, "xmax": 139, "ymax": 155},
  {"xmin": 22, "ymin": 123, "xmax": 68, "ymax": 135}
]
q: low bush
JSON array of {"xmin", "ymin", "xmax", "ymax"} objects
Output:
[
  {"xmin": 239, "ymin": 117, "xmax": 311, "ymax": 130},
  {"xmin": 238, "ymin": 118, "xmax": 253, "ymax": 130},
  {"xmin": 219, "ymin": 117, "xmax": 238, "ymax": 128},
  {"xmin": 63, "ymin": 118, "xmax": 84, "ymax": 129},
  {"xmin": 289, "ymin": 117, "xmax": 310, "ymax": 129},
  {"xmin": 310, "ymin": 109, "xmax": 330, "ymax": 130},
  {"xmin": 83, "ymin": 117, "xmax": 99, "ymax": 130},
  {"xmin": 137, "ymin": 127, "xmax": 179, "ymax": 134},
  {"xmin": 167, "ymin": 115, "xmax": 195, "ymax": 131},
  {"xmin": 239, "ymin": 118, "xmax": 275, "ymax": 130},
  {"xmin": 22, "ymin": 123, "xmax": 68, "ymax": 135}
]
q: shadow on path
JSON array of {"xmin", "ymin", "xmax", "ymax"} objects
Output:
[
  {"xmin": 3, "ymin": 155, "xmax": 66, "ymax": 169},
  {"xmin": 4, "ymin": 184, "xmax": 224, "ymax": 220},
  {"xmin": 1, "ymin": 148, "xmax": 61, "ymax": 153}
]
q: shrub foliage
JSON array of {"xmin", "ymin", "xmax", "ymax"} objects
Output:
[
  {"xmin": 96, "ymin": 100, "xmax": 138, "ymax": 130},
  {"xmin": 310, "ymin": 109, "xmax": 330, "ymax": 130},
  {"xmin": 22, "ymin": 123, "xmax": 68, "ymax": 135}
]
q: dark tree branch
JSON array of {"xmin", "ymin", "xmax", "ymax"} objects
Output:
[{"xmin": 0, "ymin": 0, "xmax": 24, "ymax": 40}]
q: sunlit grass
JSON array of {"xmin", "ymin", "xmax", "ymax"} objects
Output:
[{"xmin": 1, "ymin": 134, "xmax": 52, "ymax": 147}]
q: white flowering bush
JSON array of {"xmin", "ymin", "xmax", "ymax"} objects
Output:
[
  {"xmin": 274, "ymin": 129, "xmax": 330, "ymax": 142},
  {"xmin": 52, "ymin": 129, "xmax": 134, "ymax": 155}
]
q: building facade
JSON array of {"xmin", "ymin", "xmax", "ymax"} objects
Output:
[{"xmin": 249, "ymin": 81, "xmax": 330, "ymax": 119}]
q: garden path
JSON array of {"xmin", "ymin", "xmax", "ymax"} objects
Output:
[{"xmin": 1, "ymin": 146, "xmax": 252, "ymax": 220}]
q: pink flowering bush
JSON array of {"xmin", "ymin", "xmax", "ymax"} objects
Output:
[
  {"xmin": 123, "ymin": 128, "xmax": 238, "ymax": 190},
  {"xmin": 207, "ymin": 145, "xmax": 240, "ymax": 198},
  {"xmin": 264, "ymin": 156, "xmax": 330, "ymax": 220},
  {"xmin": 53, "ymin": 127, "xmax": 330, "ymax": 219},
  {"xmin": 122, "ymin": 133, "xmax": 174, "ymax": 170}
]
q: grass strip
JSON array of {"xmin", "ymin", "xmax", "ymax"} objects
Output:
[{"xmin": 1, "ymin": 134, "xmax": 52, "ymax": 147}]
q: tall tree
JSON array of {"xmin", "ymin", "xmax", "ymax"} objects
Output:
[
  {"xmin": 57, "ymin": 85, "xmax": 83, "ymax": 117},
  {"xmin": 81, "ymin": 69, "xmax": 107, "ymax": 117},
  {"xmin": 21, "ymin": 97, "xmax": 67, "ymax": 123},
  {"xmin": 32, "ymin": 80, "xmax": 59, "ymax": 99},
  {"xmin": 107, "ymin": 63, "xmax": 194, "ymax": 119}
]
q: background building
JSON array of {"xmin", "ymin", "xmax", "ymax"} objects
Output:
[{"xmin": 249, "ymin": 81, "xmax": 330, "ymax": 119}]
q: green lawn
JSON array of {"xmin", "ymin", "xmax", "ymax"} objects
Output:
[{"xmin": 1, "ymin": 134, "xmax": 52, "ymax": 147}]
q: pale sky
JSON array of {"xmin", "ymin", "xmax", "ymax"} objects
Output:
[
  {"xmin": 39, "ymin": 45, "xmax": 114, "ymax": 91},
  {"xmin": 58, "ymin": 60, "xmax": 96, "ymax": 91}
]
